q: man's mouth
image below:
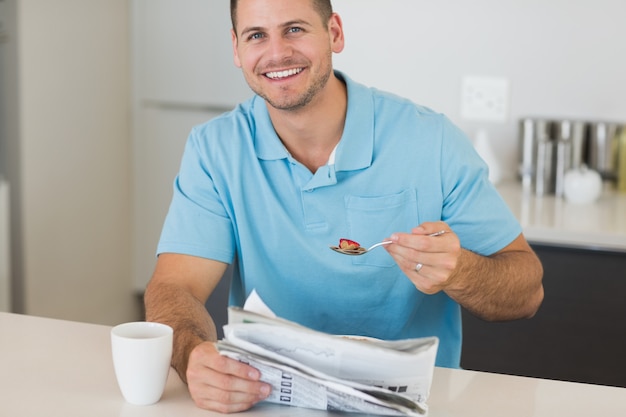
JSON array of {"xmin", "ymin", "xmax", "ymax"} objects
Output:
[{"xmin": 264, "ymin": 68, "xmax": 303, "ymax": 80}]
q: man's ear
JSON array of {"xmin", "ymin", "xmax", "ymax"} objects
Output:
[
  {"xmin": 328, "ymin": 13, "xmax": 345, "ymax": 54},
  {"xmin": 231, "ymin": 29, "xmax": 242, "ymax": 68}
]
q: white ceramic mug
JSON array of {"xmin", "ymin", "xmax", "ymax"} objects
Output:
[{"xmin": 111, "ymin": 321, "xmax": 173, "ymax": 405}]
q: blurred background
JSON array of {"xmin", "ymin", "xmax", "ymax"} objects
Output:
[{"xmin": 0, "ymin": 0, "xmax": 624, "ymax": 326}]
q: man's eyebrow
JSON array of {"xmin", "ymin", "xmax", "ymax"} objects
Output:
[
  {"xmin": 240, "ymin": 19, "xmax": 313, "ymax": 37},
  {"xmin": 281, "ymin": 19, "xmax": 312, "ymax": 28},
  {"xmin": 240, "ymin": 26, "xmax": 264, "ymax": 37}
]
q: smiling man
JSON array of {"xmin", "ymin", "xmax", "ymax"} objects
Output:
[
  {"xmin": 144, "ymin": 0, "xmax": 544, "ymax": 413},
  {"xmin": 233, "ymin": 0, "xmax": 339, "ymax": 112},
  {"xmin": 231, "ymin": 0, "xmax": 347, "ymax": 173}
]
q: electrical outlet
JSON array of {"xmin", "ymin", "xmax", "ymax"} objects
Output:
[{"xmin": 460, "ymin": 76, "xmax": 509, "ymax": 122}]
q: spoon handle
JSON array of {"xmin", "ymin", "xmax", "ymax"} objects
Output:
[
  {"xmin": 427, "ymin": 230, "xmax": 447, "ymax": 237},
  {"xmin": 368, "ymin": 231, "xmax": 445, "ymax": 251},
  {"xmin": 367, "ymin": 240, "xmax": 393, "ymax": 251}
]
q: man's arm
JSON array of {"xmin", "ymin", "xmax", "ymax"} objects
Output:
[
  {"xmin": 144, "ymin": 253, "xmax": 226, "ymax": 381},
  {"xmin": 446, "ymin": 234, "xmax": 544, "ymax": 321},
  {"xmin": 387, "ymin": 223, "xmax": 544, "ymax": 321},
  {"xmin": 144, "ymin": 253, "xmax": 271, "ymax": 413}
]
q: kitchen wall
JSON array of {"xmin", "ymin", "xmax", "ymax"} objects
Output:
[
  {"xmin": 1, "ymin": 0, "xmax": 136, "ymax": 324},
  {"xmin": 332, "ymin": 0, "xmax": 626, "ymax": 177}
]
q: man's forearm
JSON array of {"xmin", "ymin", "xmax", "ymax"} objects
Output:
[
  {"xmin": 144, "ymin": 282, "xmax": 217, "ymax": 383},
  {"xmin": 446, "ymin": 247, "xmax": 544, "ymax": 321}
]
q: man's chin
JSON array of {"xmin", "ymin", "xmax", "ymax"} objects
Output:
[{"xmin": 263, "ymin": 95, "xmax": 312, "ymax": 112}]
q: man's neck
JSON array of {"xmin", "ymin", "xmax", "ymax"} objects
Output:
[{"xmin": 267, "ymin": 74, "xmax": 347, "ymax": 173}]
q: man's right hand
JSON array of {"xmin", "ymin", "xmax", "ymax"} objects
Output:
[{"xmin": 185, "ymin": 341, "xmax": 272, "ymax": 413}]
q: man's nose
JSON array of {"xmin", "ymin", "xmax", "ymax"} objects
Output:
[{"xmin": 266, "ymin": 36, "xmax": 293, "ymax": 60}]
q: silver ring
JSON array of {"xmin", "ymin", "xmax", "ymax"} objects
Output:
[{"xmin": 415, "ymin": 262, "xmax": 423, "ymax": 273}]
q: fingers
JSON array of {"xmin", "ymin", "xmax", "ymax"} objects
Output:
[
  {"xmin": 186, "ymin": 342, "xmax": 271, "ymax": 413},
  {"xmin": 401, "ymin": 252, "xmax": 454, "ymax": 294},
  {"xmin": 410, "ymin": 221, "xmax": 449, "ymax": 236},
  {"xmin": 389, "ymin": 224, "xmax": 455, "ymax": 260},
  {"xmin": 387, "ymin": 223, "xmax": 460, "ymax": 293}
]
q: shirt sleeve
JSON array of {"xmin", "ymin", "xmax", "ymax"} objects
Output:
[
  {"xmin": 156, "ymin": 127, "xmax": 236, "ymax": 263},
  {"xmin": 439, "ymin": 117, "xmax": 522, "ymax": 255}
]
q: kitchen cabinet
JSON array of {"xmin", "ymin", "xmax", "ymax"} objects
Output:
[{"xmin": 461, "ymin": 244, "xmax": 626, "ymax": 388}]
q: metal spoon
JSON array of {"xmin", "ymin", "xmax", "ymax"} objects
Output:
[
  {"xmin": 330, "ymin": 230, "xmax": 447, "ymax": 256},
  {"xmin": 330, "ymin": 240, "xmax": 393, "ymax": 256}
]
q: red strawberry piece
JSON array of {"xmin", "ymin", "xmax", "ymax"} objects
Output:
[{"xmin": 339, "ymin": 238, "xmax": 361, "ymax": 250}]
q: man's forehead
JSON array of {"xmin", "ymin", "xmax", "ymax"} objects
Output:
[{"xmin": 235, "ymin": 0, "xmax": 318, "ymax": 29}]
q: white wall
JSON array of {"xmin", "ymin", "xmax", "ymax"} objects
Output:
[
  {"xmin": 332, "ymin": 0, "xmax": 626, "ymax": 178},
  {"xmin": 6, "ymin": 0, "xmax": 136, "ymax": 324}
]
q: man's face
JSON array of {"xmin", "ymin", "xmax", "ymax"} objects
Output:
[{"xmin": 231, "ymin": 0, "xmax": 344, "ymax": 112}]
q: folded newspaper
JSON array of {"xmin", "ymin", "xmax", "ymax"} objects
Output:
[{"xmin": 216, "ymin": 290, "xmax": 438, "ymax": 416}]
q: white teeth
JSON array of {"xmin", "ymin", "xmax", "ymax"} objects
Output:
[{"xmin": 265, "ymin": 68, "xmax": 302, "ymax": 79}]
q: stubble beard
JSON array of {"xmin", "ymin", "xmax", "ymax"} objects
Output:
[{"xmin": 250, "ymin": 52, "xmax": 333, "ymax": 112}]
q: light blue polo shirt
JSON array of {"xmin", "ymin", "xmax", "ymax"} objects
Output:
[{"xmin": 157, "ymin": 71, "xmax": 522, "ymax": 368}]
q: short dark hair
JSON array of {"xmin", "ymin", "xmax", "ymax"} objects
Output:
[{"xmin": 230, "ymin": 0, "xmax": 333, "ymax": 36}]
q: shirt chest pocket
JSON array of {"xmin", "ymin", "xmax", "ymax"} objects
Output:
[{"xmin": 345, "ymin": 189, "xmax": 419, "ymax": 268}]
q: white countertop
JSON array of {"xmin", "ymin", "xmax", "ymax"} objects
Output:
[
  {"xmin": 497, "ymin": 181, "xmax": 626, "ymax": 252},
  {"xmin": 1, "ymin": 312, "xmax": 625, "ymax": 417}
]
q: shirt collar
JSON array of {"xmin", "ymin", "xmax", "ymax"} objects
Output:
[
  {"xmin": 253, "ymin": 70, "xmax": 375, "ymax": 173},
  {"xmin": 253, "ymin": 97, "xmax": 286, "ymax": 161},
  {"xmin": 333, "ymin": 71, "xmax": 374, "ymax": 172}
]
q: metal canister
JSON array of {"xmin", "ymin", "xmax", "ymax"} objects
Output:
[
  {"xmin": 617, "ymin": 125, "xmax": 626, "ymax": 193},
  {"xmin": 518, "ymin": 118, "xmax": 553, "ymax": 189},
  {"xmin": 552, "ymin": 119, "xmax": 588, "ymax": 197},
  {"xmin": 535, "ymin": 137, "xmax": 555, "ymax": 196},
  {"xmin": 588, "ymin": 121, "xmax": 620, "ymax": 183},
  {"xmin": 554, "ymin": 119, "xmax": 587, "ymax": 170},
  {"xmin": 518, "ymin": 118, "xmax": 536, "ymax": 188}
]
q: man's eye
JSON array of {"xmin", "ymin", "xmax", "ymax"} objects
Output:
[
  {"xmin": 287, "ymin": 27, "xmax": 302, "ymax": 34},
  {"xmin": 249, "ymin": 32, "xmax": 264, "ymax": 40}
]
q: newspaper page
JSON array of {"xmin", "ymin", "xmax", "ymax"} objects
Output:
[{"xmin": 216, "ymin": 291, "xmax": 438, "ymax": 416}]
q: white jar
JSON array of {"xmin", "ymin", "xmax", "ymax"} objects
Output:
[{"xmin": 563, "ymin": 166, "xmax": 602, "ymax": 204}]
